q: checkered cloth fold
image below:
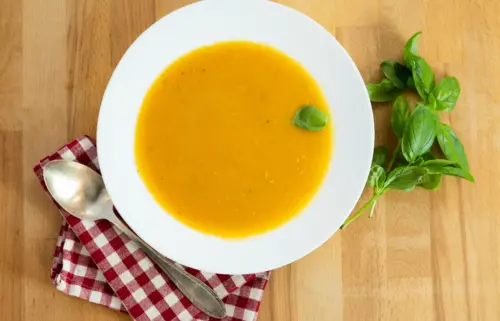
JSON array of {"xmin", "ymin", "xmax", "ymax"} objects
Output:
[{"xmin": 33, "ymin": 136, "xmax": 270, "ymax": 321}]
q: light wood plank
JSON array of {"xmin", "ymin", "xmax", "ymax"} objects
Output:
[
  {"xmin": 22, "ymin": 0, "xmax": 128, "ymax": 320},
  {"xmin": 154, "ymin": 0, "xmax": 197, "ymax": 19},
  {"xmin": 0, "ymin": 131, "xmax": 24, "ymax": 320},
  {"xmin": 67, "ymin": 0, "xmax": 112, "ymax": 138},
  {"xmin": 0, "ymin": 0, "xmax": 22, "ymax": 131}
]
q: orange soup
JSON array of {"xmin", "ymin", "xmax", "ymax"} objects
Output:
[{"xmin": 135, "ymin": 41, "xmax": 333, "ymax": 238}]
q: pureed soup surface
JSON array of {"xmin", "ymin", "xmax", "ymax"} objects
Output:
[{"xmin": 135, "ymin": 41, "xmax": 333, "ymax": 238}]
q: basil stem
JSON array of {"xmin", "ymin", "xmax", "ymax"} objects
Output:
[{"xmin": 340, "ymin": 194, "xmax": 380, "ymax": 229}]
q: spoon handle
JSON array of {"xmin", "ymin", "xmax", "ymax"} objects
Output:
[{"xmin": 108, "ymin": 215, "xmax": 226, "ymax": 319}]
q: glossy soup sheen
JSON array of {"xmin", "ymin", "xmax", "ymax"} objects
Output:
[{"xmin": 135, "ymin": 41, "xmax": 333, "ymax": 238}]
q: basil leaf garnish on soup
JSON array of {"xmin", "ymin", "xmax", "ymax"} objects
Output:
[{"xmin": 293, "ymin": 105, "xmax": 329, "ymax": 131}]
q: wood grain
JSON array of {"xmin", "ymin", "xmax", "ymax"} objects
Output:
[{"xmin": 1, "ymin": 0, "xmax": 499, "ymax": 320}]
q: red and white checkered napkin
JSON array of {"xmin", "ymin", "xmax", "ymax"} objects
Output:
[{"xmin": 33, "ymin": 136, "xmax": 270, "ymax": 321}]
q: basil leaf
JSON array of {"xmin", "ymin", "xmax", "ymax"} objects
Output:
[
  {"xmin": 436, "ymin": 123, "xmax": 470, "ymax": 171},
  {"xmin": 391, "ymin": 95, "xmax": 410, "ymax": 138},
  {"xmin": 380, "ymin": 61, "xmax": 414, "ymax": 91},
  {"xmin": 373, "ymin": 146, "xmax": 389, "ymax": 167},
  {"xmin": 433, "ymin": 77, "xmax": 461, "ymax": 111},
  {"xmin": 384, "ymin": 166, "xmax": 427, "ymax": 190},
  {"xmin": 428, "ymin": 92, "xmax": 437, "ymax": 109},
  {"xmin": 421, "ymin": 159, "xmax": 458, "ymax": 168},
  {"xmin": 420, "ymin": 157, "xmax": 474, "ymax": 182},
  {"xmin": 394, "ymin": 63, "xmax": 414, "ymax": 88},
  {"xmin": 419, "ymin": 154, "xmax": 442, "ymax": 189},
  {"xmin": 419, "ymin": 173, "xmax": 442, "ymax": 190},
  {"xmin": 424, "ymin": 165, "xmax": 475, "ymax": 182},
  {"xmin": 292, "ymin": 105, "xmax": 328, "ymax": 131},
  {"xmin": 410, "ymin": 56, "xmax": 435, "ymax": 101},
  {"xmin": 413, "ymin": 157, "xmax": 425, "ymax": 166},
  {"xmin": 406, "ymin": 76, "xmax": 415, "ymax": 90},
  {"xmin": 402, "ymin": 104, "xmax": 439, "ymax": 163},
  {"xmin": 403, "ymin": 31, "xmax": 422, "ymax": 66},
  {"xmin": 366, "ymin": 78, "xmax": 402, "ymax": 102},
  {"xmin": 367, "ymin": 165, "xmax": 386, "ymax": 190},
  {"xmin": 381, "ymin": 61, "xmax": 406, "ymax": 89}
]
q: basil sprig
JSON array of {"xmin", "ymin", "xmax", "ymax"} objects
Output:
[{"xmin": 342, "ymin": 32, "xmax": 474, "ymax": 229}]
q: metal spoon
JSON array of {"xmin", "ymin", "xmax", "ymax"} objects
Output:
[{"xmin": 43, "ymin": 160, "xmax": 226, "ymax": 319}]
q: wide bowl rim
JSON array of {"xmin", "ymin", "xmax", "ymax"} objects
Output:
[{"xmin": 97, "ymin": 0, "xmax": 374, "ymax": 274}]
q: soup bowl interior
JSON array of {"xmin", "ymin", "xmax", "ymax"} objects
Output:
[{"xmin": 97, "ymin": 0, "xmax": 373, "ymax": 274}]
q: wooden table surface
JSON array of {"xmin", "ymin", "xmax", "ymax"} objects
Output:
[{"xmin": 1, "ymin": 0, "xmax": 500, "ymax": 320}]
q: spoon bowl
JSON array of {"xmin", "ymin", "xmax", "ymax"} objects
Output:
[
  {"xmin": 43, "ymin": 160, "xmax": 227, "ymax": 319},
  {"xmin": 43, "ymin": 160, "xmax": 112, "ymax": 221}
]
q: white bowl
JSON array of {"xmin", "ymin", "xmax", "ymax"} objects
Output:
[{"xmin": 97, "ymin": 0, "xmax": 373, "ymax": 274}]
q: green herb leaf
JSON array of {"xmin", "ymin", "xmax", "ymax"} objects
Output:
[
  {"xmin": 410, "ymin": 56, "xmax": 436, "ymax": 101},
  {"xmin": 433, "ymin": 77, "xmax": 461, "ymax": 111},
  {"xmin": 391, "ymin": 95, "xmax": 410, "ymax": 138},
  {"xmin": 292, "ymin": 105, "xmax": 328, "ymax": 131},
  {"xmin": 406, "ymin": 76, "xmax": 415, "ymax": 90},
  {"xmin": 367, "ymin": 165, "xmax": 386, "ymax": 190},
  {"xmin": 436, "ymin": 123, "xmax": 470, "ymax": 171},
  {"xmin": 384, "ymin": 166, "xmax": 428, "ymax": 190},
  {"xmin": 421, "ymin": 159, "xmax": 458, "ymax": 168},
  {"xmin": 413, "ymin": 157, "xmax": 425, "ymax": 166},
  {"xmin": 428, "ymin": 92, "xmax": 437, "ymax": 109},
  {"xmin": 381, "ymin": 61, "xmax": 406, "ymax": 89},
  {"xmin": 420, "ymin": 157, "xmax": 474, "ymax": 182},
  {"xmin": 395, "ymin": 63, "xmax": 415, "ymax": 89},
  {"xmin": 373, "ymin": 146, "xmax": 389, "ymax": 167},
  {"xmin": 404, "ymin": 31, "xmax": 422, "ymax": 66},
  {"xmin": 402, "ymin": 104, "xmax": 439, "ymax": 163},
  {"xmin": 419, "ymin": 173, "xmax": 442, "ymax": 190},
  {"xmin": 366, "ymin": 78, "xmax": 402, "ymax": 102},
  {"xmin": 423, "ymin": 164, "xmax": 475, "ymax": 182}
]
